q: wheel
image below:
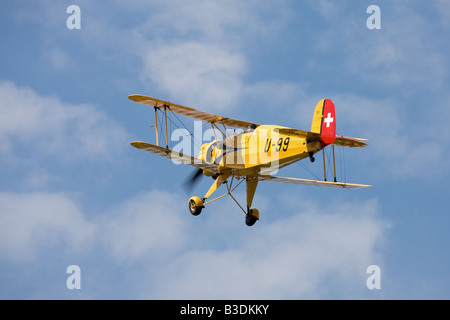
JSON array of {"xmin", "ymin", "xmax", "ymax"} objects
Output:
[
  {"xmin": 245, "ymin": 208, "xmax": 259, "ymax": 226},
  {"xmin": 189, "ymin": 199, "xmax": 202, "ymax": 216},
  {"xmin": 245, "ymin": 214, "xmax": 257, "ymax": 226},
  {"xmin": 310, "ymin": 156, "xmax": 315, "ymax": 163}
]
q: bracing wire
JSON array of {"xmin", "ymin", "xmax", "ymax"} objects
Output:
[
  {"xmin": 170, "ymin": 110, "xmax": 199, "ymax": 146},
  {"xmin": 325, "ymin": 147, "xmax": 333, "ymax": 180},
  {"xmin": 296, "ymin": 158, "xmax": 321, "ymax": 181},
  {"xmin": 336, "ymin": 144, "xmax": 347, "ymax": 183},
  {"xmin": 165, "ymin": 108, "xmax": 211, "ymax": 154},
  {"xmin": 298, "ymin": 161, "xmax": 319, "ymax": 180}
]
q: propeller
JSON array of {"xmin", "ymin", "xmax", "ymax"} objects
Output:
[{"xmin": 182, "ymin": 168, "xmax": 204, "ymax": 194}]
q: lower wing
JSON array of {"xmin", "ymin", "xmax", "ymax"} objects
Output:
[
  {"xmin": 257, "ymin": 175, "xmax": 371, "ymax": 189},
  {"xmin": 130, "ymin": 141, "xmax": 219, "ymax": 173}
]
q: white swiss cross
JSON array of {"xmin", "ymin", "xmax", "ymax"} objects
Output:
[{"xmin": 324, "ymin": 113, "xmax": 334, "ymax": 128}]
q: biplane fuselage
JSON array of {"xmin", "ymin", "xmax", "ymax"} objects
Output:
[
  {"xmin": 199, "ymin": 125, "xmax": 321, "ymax": 177},
  {"xmin": 129, "ymin": 94, "xmax": 371, "ymax": 227}
]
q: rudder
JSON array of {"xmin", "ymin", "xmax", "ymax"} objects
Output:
[{"xmin": 311, "ymin": 99, "xmax": 336, "ymax": 146}]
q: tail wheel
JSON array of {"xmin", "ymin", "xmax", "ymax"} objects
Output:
[
  {"xmin": 245, "ymin": 208, "xmax": 259, "ymax": 226},
  {"xmin": 189, "ymin": 199, "xmax": 202, "ymax": 216}
]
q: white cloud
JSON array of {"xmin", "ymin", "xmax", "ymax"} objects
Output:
[
  {"xmin": 146, "ymin": 197, "xmax": 387, "ymax": 299},
  {"xmin": 141, "ymin": 41, "xmax": 246, "ymax": 111},
  {"xmin": 241, "ymin": 81, "xmax": 313, "ymax": 127},
  {"xmin": 0, "ymin": 189, "xmax": 188, "ymax": 267},
  {"xmin": 100, "ymin": 190, "xmax": 188, "ymax": 264},
  {"xmin": 308, "ymin": 1, "xmax": 447, "ymax": 90},
  {"xmin": 129, "ymin": 1, "xmax": 290, "ymax": 112},
  {"xmin": 0, "ymin": 184, "xmax": 388, "ymax": 299},
  {"xmin": 330, "ymin": 93, "xmax": 449, "ymax": 179},
  {"xmin": 0, "ymin": 192, "xmax": 95, "ymax": 263},
  {"xmin": 122, "ymin": 0, "xmax": 284, "ymax": 44},
  {"xmin": 0, "ymin": 81, "xmax": 128, "ymax": 163}
]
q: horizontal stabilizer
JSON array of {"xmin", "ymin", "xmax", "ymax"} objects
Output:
[{"xmin": 334, "ymin": 136, "xmax": 368, "ymax": 148}]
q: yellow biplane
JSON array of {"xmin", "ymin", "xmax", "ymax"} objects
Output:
[{"xmin": 129, "ymin": 94, "xmax": 371, "ymax": 226}]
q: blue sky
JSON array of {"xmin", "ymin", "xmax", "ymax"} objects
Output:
[{"xmin": 1, "ymin": 0, "xmax": 449, "ymax": 299}]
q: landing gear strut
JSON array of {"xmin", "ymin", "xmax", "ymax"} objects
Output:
[{"xmin": 187, "ymin": 176, "xmax": 261, "ymax": 226}]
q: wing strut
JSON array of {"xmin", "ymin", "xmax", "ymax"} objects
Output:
[
  {"xmin": 322, "ymin": 148, "xmax": 327, "ymax": 181},
  {"xmin": 322, "ymin": 144, "xmax": 338, "ymax": 182},
  {"xmin": 154, "ymin": 107, "xmax": 159, "ymax": 146},
  {"xmin": 164, "ymin": 105, "xmax": 169, "ymax": 149},
  {"xmin": 149, "ymin": 100, "xmax": 171, "ymax": 149},
  {"xmin": 332, "ymin": 144, "xmax": 337, "ymax": 182}
]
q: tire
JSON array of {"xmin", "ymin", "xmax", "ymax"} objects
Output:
[
  {"xmin": 245, "ymin": 214, "xmax": 258, "ymax": 226},
  {"xmin": 189, "ymin": 199, "xmax": 202, "ymax": 216}
]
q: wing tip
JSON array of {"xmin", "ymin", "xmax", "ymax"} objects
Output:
[
  {"xmin": 130, "ymin": 141, "xmax": 152, "ymax": 149},
  {"xmin": 342, "ymin": 183, "xmax": 372, "ymax": 189},
  {"xmin": 128, "ymin": 94, "xmax": 149, "ymax": 102}
]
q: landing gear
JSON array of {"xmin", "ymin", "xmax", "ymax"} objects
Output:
[
  {"xmin": 309, "ymin": 151, "xmax": 315, "ymax": 163},
  {"xmin": 188, "ymin": 196, "xmax": 204, "ymax": 216},
  {"xmin": 188, "ymin": 176, "xmax": 261, "ymax": 227},
  {"xmin": 245, "ymin": 208, "xmax": 259, "ymax": 227}
]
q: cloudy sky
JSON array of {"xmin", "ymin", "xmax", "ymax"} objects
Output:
[{"xmin": 1, "ymin": 0, "xmax": 449, "ymax": 299}]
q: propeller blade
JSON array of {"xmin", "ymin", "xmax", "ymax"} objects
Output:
[{"xmin": 182, "ymin": 168, "xmax": 204, "ymax": 194}]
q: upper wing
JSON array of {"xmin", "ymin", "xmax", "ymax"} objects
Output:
[
  {"xmin": 130, "ymin": 141, "xmax": 219, "ymax": 173},
  {"xmin": 129, "ymin": 94, "xmax": 258, "ymax": 130},
  {"xmin": 256, "ymin": 175, "xmax": 372, "ymax": 189}
]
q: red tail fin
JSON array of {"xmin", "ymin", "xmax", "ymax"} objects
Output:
[{"xmin": 311, "ymin": 99, "xmax": 336, "ymax": 146}]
